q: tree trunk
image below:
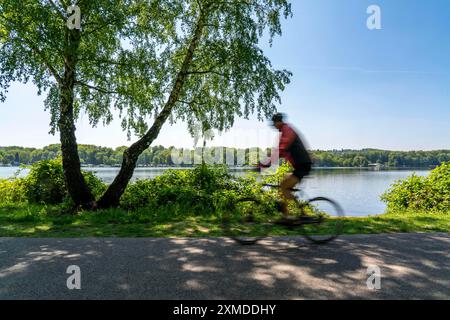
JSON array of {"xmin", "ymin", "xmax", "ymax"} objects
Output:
[
  {"xmin": 97, "ymin": 11, "xmax": 208, "ymax": 209},
  {"xmin": 97, "ymin": 112, "xmax": 169, "ymax": 208},
  {"xmin": 59, "ymin": 28, "xmax": 95, "ymax": 209}
]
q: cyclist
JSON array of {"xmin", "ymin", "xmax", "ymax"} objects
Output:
[{"xmin": 258, "ymin": 113, "xmax": 313, "ymax": 223}]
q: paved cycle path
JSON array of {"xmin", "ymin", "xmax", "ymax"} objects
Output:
[{"xmin": 0, "ymin": 233, "xmax": 449, "ymax": 299}]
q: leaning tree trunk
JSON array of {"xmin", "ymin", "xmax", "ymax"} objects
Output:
[
  {"xmin": 58, "ymin": 28, "xmax": 95, "ymax": 209},
  {"xmin": 96, "ymin": 107, "xmax": 173, "ymax": 208},
  {"xmin": 97, "ymin": 11, "xmax": 208, "ymax": 209}
]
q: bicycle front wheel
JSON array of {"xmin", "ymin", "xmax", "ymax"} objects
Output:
[
  {"xmin": 222, "ymin": 197, "xmax": 273, "ymax": 245},
  {"xmin": 301, "ymin": 197, "xmax": 344, "ymax": 244}
]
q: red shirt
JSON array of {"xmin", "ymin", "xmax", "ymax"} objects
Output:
[{"xmin": 266, "ymin": 123, "xmax": 312, "ymax": 169}]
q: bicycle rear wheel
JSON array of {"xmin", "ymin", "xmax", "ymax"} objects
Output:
[
  {"xmin": 222, "ymin": 197, "xmax": 273, "ymax": 245},
  {"xmin": 301, "ymin": 197, "xmax": 344, "ymax": 244}
]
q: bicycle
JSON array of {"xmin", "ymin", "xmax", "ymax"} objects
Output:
[{"xmin": 222, "ymin": 183, "xmax": 345, "ymax": 245}]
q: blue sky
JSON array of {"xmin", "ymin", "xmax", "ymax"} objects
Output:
[{"xmin": 0, "ymin": 0, "xmax": 449, "ymax": 150}]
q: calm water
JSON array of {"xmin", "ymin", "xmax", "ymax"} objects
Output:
[{"xmin": 0, "ymin": 166, "xmax": 430, "ymax": 216}]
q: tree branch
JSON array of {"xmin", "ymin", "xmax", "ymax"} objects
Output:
[
  {"xmin": 186, "ymin": 69, "xmax": 227, "ymax": 77},
  {"xmin": 82, "ymin": 17, "xmax": 124, "ymax": 37},
  {"xmin": 29, "ymin": 42, "xmax": 62, "ymax": 84},
  {"xmin": 136, "ymin": 8, "xmax": 210, "ymax": 148},
  {"xmin": 177, "ymin": 97, "xmax": 208, "ymax": 107},
  {"xmin": 77, "ymin": 56, "xmax": 130, "ymax": 67},
  {"xmin": 75, "ymin": 81, "xmax": 119, "ymax": 95}
]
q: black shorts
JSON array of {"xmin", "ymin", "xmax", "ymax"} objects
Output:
[{"xmin": 292, "ymin": 163, "xmax": 312, "ymax": 180}]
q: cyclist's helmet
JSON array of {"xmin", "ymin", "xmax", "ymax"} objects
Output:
[{"xmin": 271, "ymin": 113, "xmax": 284, "ymax": 123}]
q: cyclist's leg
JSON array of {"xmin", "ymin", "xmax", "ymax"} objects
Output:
[
  {"xmin": 281, "ymin": 165, "xmax": 312, "ymax": 216},
  {"xmin": 279, "ymin": 173, "xmax": 300, "ymax": 216}
]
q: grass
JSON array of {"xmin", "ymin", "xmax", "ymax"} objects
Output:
[{"xmin": 0, "ymin": 203, "xmax": 448, "ymax": 238}]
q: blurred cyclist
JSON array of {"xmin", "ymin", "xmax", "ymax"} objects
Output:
[{"xmin": 258, "ymin": 113, "xmax": 313, "ymax": 223}]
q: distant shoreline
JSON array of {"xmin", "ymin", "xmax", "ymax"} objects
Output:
[
  {"xmin": 1, "ymin": 145, "xmax": 447, "ymax": 169},
  {"xmin": 0, "ymin": 165, "xmax": 433, "ymax": 170}
]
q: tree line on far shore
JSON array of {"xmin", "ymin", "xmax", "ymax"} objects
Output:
[{"xmin": 1, "ymin": 144, "xmax": 448, "ymax": 168}]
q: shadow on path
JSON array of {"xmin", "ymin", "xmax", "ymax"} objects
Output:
[{"xmin": 0, "ymin": 233, "xmax": 449, "ymax": 299}]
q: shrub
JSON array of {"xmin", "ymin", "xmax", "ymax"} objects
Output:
[
  {"xmin": 120, "ymin": 164, "xmax": 265, "ymax": 214},
  {"xmin": 22, "ymin": 159, "xmax": 67, "ymax": 204},
  {"xmin": 381, "ymin": 162, "xmax": 450, "ymax": 211},
  {"xmin": 262, "ymin": 161, "xmax": 293, "ymax": 185},
  {"xmin": 0, "ymin": 178, "xmax": 27, "ymax": 204},
  {"xmin": 0, "ymin": 159, "xmax": 107, "ymax": 205},
  {"xmin": 119, "ymin": 179, "xmax": 157, "ymax": 210},
  {"xmin": 83, "ymin": 171, "xmax": 108, "ymax": 199}
]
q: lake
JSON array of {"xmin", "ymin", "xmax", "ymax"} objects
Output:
[{"xmin": 0, "ymin": 166, "xmax": 430, "ymax": 216}]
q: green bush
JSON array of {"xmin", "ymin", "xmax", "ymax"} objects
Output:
[
  {"xmin": 82, "ymin": 170, "xmax": 108, "ymax": 199},
  {"xmin": 120, "ymin": 164, "xmax": 265, "ymax": 214},
  {"xmin": 0, "ymin": 159, "xmax": 107, "ymax": 205},
  {"xmin": 381, "ymin": 162, "xmax": 450, "ymax": 211},
  {"xmin": 119, "ymin": 179, "xmax": 158, "ymax": 210},
  {"xmin": 0, "ymin": 178, "xmax": 27, "ymax": 204},
  {"xmin": 22, "ymin": 159, "xmax": 67, "ymax": 204},
  {"xmin": 262, "ymin": 161, "xmax": 293, "ymax": 185}
]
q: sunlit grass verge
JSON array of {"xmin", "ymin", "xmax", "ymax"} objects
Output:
[{"xmin": 0, "ymin": 204, "xmax": 448, "ymax": 238}]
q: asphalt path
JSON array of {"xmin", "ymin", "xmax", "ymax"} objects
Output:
[{"xmin": 0, "ymin": 233, "xmax": 449, "ymax": 299}]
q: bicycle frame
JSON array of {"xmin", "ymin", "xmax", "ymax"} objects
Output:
[{"xmin": 261, "ymin": 183, "xmax": 307, "ymax": 202}]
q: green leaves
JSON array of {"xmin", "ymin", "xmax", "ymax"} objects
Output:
[
  {"xmin": 0, "ymin": 178, "xmax": 27, "ymax": 204},
  {"xmin": 119, "ymin": 164, "xmax": 266, "ymax": 214},
  {"xmin": 3, "ymin": 158, "xmax": 107, "ymax": 205},
  {"xmin": 171, "ymin": 0, "xmax": 293, "ymax": 133},
  {"xmin": 381, "ymin": 162, "xmax": 450, "ymax": 212},
  {"xmin": 1, "ymin": 0, "xmax": 293, "ymax": 137},
  {"xmin": 2, "ymin": 1, "xmax": 293, "ymax": 207}
]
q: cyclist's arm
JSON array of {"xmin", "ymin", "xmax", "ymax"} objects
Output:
[
  {"xmin": 259, "ymin": 147, "xmax": 277, "ymax": 168},
  {"xmin": 259, "ymin": 126, "xmax": 296, "ymax": 168}
]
